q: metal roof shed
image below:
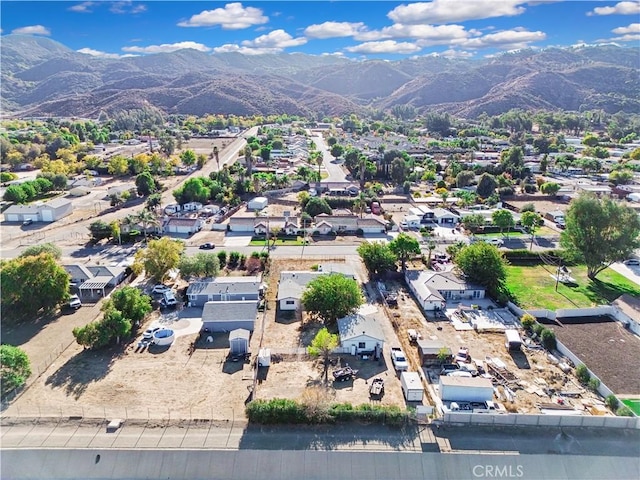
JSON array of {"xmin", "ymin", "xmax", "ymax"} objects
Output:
[{"xmin": 229, "ymin": 329, "xmax": 250, "ymax": 355}]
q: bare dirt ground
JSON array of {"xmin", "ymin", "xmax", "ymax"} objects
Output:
[
  {"xmin": 380, "ymin": 259, "xmax": 604, "ymax": 414},
  {"xmin": 505, "ymin": 195, "xmax": 570, "ymax": 215},
  {"xmin": 252, "ymin": 258, "xmax": 407, "ymax": 408}
]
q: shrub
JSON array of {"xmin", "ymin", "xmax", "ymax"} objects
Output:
[
  {"xmin": 541, "ymin": 329, "xmax": 556, "ymax": 350},
  {"xmin": 616, "ymin": 406, "xmax": 634, "ymax": 417},
  {"xmin": 576, "ymin": 364, "xmax": 590, "ymax": 384},
  {"xmin": 245, "ymin": 257, "xmax": 262, "ymax": 274},
  {"xmin": 605, "ymin": 395, "xmax": 619, "ymax": 411},
  {"xmin": 532, "ymin": 323, "xmax": 545, "ymax": 337},
  {"xmin": 217, "ymin": 250, "xmax": 227, "ymax": 266},
  {"xmin": 588, "ymin": 377, "xmax": 600, "ymax": 392},
  {"xmin": 228, "ymin": 251, "xmax": 240, "ymax": 267},
  {"xmin": 520, "ymin": 313, "xmax": 536, "ymax": 330}
]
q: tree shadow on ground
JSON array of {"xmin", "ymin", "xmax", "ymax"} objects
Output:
[
  {"xmin": 238, "ymin": 423, "xmax": 420, "ymax": 451},
  {"xmin": 44, "ymin": 347, "xmax": 122, "ymax": 400},
  {"xmin": 581, "ymin": 278, "xmax": 638, "ymax": 304},
  {"xmin": 297, "ymin": 318, "xmax": 325, "ymax": 345},
  {"xmin": 1, "ymin": 310, "xmax": 61, "ymax": 347}
]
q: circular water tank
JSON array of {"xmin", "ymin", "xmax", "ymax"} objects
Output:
[{"xmin": 153, "ymin": 328, "xmax": 175, "ymax": 346}]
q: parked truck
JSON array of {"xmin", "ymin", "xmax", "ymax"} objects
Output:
[{"xmin": 391, "ymin": 347, "xmax": 409, "ymax": 372}]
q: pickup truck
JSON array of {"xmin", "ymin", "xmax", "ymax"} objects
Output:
[{"xmin": 390, "ymin": 347, "xmax": 409, "ymax": 372}]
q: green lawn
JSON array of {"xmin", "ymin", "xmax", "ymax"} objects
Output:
[
  {"xmin": 621, "ymin": 399, "xmax": 640, "ymax": 416},
  {"xmin": 473, "ymin": 226, "xmax": 556, "ymax": 238},
  {"xmin": 506, "ymin": 264, "xmax": 640, "ymax": 310},
  {"xmin": 249, "ymin": 236, "xmax": 307, "ymax": 246}
]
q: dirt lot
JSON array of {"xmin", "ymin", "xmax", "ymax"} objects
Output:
[
  {"xmin": 505, "ymin": 195, "xmax": 570, "ymax": 216},
  {"xmin": 252, "ymin": 258, "xmax": 408, "ymax": 408},
  {"xmin": 377, "ymin": 260, "xmax": 605, "ymax": 415}
]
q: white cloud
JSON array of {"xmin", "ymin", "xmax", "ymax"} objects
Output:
[
  {"xmin": 213, "ymin": 44, "xmax": 280, "ymax": 55},
  {"xmin": 77, "ymin": 48, "xmax": 136, "ymax": 58},
  {"xmin": 304, "ymin": 21, "xmax": 367, "ymax": 39},
  {"xmin": 68, "ymin": 2, "xmax": 95, "ymax": 13},
  {"xmin": 122, "ymin": 41, "xmax": 211, "ymax": 54},
  {"xmin": 241, "ymin": 29, "xmax": 307, "ymax": 49},
  {"xmin": 388, "ymin": 0, "xmax": 527, "ymax": 25},
  {"xmin": 454, "ymin": 28, "xmax": 546, "ymax": 49},
  {"xmin": 12, "ymin": 25, "xmax": 51, "ymax": 35},
  {"xmin": 345, "ymin": 40, "xmax": 421, "ymax": 54},
  {"xmin": 587, "ymin": 1, "xmax": 640, "ymax": 16},
  {"xmin": 110, "ymin": 1, "xmax": 146, "ymax": 14},
  {"xmin": 178, "ymin": 3, "xmax": 268, "ymax": 30},
  {"xmin": 612, "ymin": 23, "xmax": 640, "ymax": 35},
  {"xmin": 439, "ymin": 48, "xmax": 474, "ymax": 58},
  {"xmin": 356, "ymin": 23, "xmax": 473, "ymax": 46}
]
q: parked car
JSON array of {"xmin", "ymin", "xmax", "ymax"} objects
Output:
[
  {"xmin": 332, "ymin": 365, "xmax": 358, "ymax": 382},
  {"xmin": 68, "ymin": 294, "xmax": 82, "ymax": 310},
  {"xmin": 487, "ymin": 238, "xmax": 504, "ymax": 247},
  {"xmin": 143, "ymin": 326, "xmax": 164, "ymax": 340},
  {"xmin": 199, "ymin": 242, "xmax": 215, "ymax": 250},
  {"xmin": 152, "ymin": 285, "xmax": 171, "ymax": 294},
  {"xmin": 623, "ymin": 258, "xmax": 640, "ymax": 266},
  {"xmin": 22, "ymin": 219, "xmax": 34, "ymax": 226}
]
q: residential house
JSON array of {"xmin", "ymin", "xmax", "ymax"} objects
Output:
[
  {"xmin": 4, "ymin": 197, "xmax": 73, "ymax": 223},
  {"xmin": 405, "ymin": 270, "xmax": 485, "ymax": 311},
  {"xmin": 202, "ymin": 300, "xmax": 258, "ymax": 332},
  {"xmin": 163, "ymin": 217, "xmax": 203, "ymax": 235},
  {"xmin": 337, "ymin": 313, "xmax": 385, "ymax": 356},
  {"xmin": 417, "ymin": 339, "xmax": 452, "ymax": 366},
  {"xmin": 106, "ymin": 184, "xmax": 136, "ymax": 199},
  {"xmin": 277, "ymin": 264, "xmax": 355, "ymax": 311},
  {"xmin": 63, "ymin": 264, "xmax": 127, "ymax": 298},
  {"xmin": 612, "ymin": 294, "xmax": 640, "ymax": 336},
  {"xmin": 432, "ymin": 208, "xmax": 460, "ymax": 225},
  {"xmin": 187, "ymin": 276, "xmax": 262, "ymax": 307},
  {"xmin": 312, "ymin": 214, "xmax": 386, "ymax": 235}
]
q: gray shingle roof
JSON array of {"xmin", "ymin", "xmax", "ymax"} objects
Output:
[
  {"xmin": 188, "ymin": 277, "xmax": 261, "ymax": 297},
  {"xmin": 202, "ymin": 301, "xmax": 258, "ymax": 322},
  {"xmin": 337, "ymin": 314, "xmax": 384, "ymax": 342}
]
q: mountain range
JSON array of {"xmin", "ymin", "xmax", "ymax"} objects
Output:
[{"xmin": 2, "ymin": 35, "xmax": 639, "ymax": 120}]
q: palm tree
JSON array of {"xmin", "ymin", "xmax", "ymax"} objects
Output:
[
  {"xmin": 135, "ymin": 209, "xmax": 160, "ymax": 243},
  {"xmin": 213, "ymin": 145, "xmax": 220, "ymax": 170},
  {"xmin": 353, "ymin": 192, "xmax": 367, "ymax": 218},
  {"xmin": 313, "ymin": 151, "xmax": 323, "ymax": 179}
]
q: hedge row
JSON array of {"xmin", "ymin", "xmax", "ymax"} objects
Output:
[
  {"xmin": 246, "ymin": 398, "xmax": 409, "ymax": 426},
  {"xmin": 502, "ymin": 249, "xmax": 578, "ymax": 265}
]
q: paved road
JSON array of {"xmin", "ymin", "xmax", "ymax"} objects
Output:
[
  {"xmin": 310, "ymin": 132, "xmax": 348, "ymax": 182},
  {"xmin": 2, "ymin": 422, "xmax": 638, "ymax": 479}
]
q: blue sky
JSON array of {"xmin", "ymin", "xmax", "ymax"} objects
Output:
[{"xmin": 2, "ymin": 1, "xmax": 639, "ymax": 60}]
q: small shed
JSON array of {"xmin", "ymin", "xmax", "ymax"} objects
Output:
[
  {"xmin": 417, "ymin": 339, "xmax": 452, "ymax": 366},
  {"xmin": 229, "ymin": 329, "xmax": 250, "ymax": 355},
  {"xmin": 248, "ymin": 196, "xmax": 268, "ymax": 211}
]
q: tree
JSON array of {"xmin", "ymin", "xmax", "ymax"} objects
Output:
[
  {"xmin": 307, "ymin": 327, "xmax": 339, "ymax": 383},
  {"xmin": 0, "ymin": 253, "xmax": 70, "ymax": 320},
  {"xmin": 105, "ymin": 286, "xmax": 152, "ymax": 326},
  {"xmin": 135, "ymin": 209, "xmax": 160, "ymax": 243},
  {"xmin": 561, "ymin": 194, "xmax": 640, "ymax": 279},
  {"xmin": 3, "ymin": 184, "xmax": 27, "ymax": 203},
  {"xmin": 476, "ymin": 173, "xmax": 497, "ymax": 198},
  {"xmin": 304, "ymin": 196, "xmax": 332, "ymax": 217},
  {"xmin": 178, "ymin": 252, "xmax": 221, "ymax": 278},
  {"xmin": 462, "ymin": 213, "xmax": 485, "ymax": 233},
  {"xmin": 520, "ymin": 211, "xmax": 542, "ymax": 251},
  {"xmin": 133, "ymin": 237, "xmax": 185, "ymax": 282},
  {"xmin": 135, "ymin": 171, "xmax": 156, "ymax": 196},
  {"xmin": 455, "ymin": 242, "xmax": 507, "ymax": 299},
  {"xmin": 390, "ymin": 157, "xmax": 407, "ymax": 184},
  {"xmin": 492, "ymin": 209, "xmax": 514, "ymax": 237},
  {"xmin": 456, "ymin": 170, "xmax": 475, "ymax": 188},
  {"xmin": 101, "ymin": 306, "xmax": 132, "ymax": 345},
  {"xmin": 357, "ymin": 242, "xmax": 397, "ymax": 278},
  {"xmin": 540, "ymin": 182, "xmax": 560, "ymax": 196},
  {"xmin": 0, "ymin": 345, "xmax": 31, "ymax": 396},
  {"xmin": 180, "ymin": 149, "xmax": 196, "ymax": 166},
  {"xmin": 330, "ymin": 144, "xmax": 344, "ymax": 160},
  {"xmin": 302, "ymin": 274, "xmax": 363, "ymax": 324},
  {"xmin": 19, "ymin": 242, "xmax": 62, "ymax": 260},
  {"xmin": 243, "ymin": 145, "xmax": 252, "ymax": 176},
  {"xmin": 389, "ymin": 233, "xmax": 421, "ymax": 271},
  {"xmin": 108, "ymin": 155, "xmax": 129, "ymax": 176}
]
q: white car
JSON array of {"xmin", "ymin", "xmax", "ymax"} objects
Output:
[
  {"xmin": 486, "ymin": 238, "xmax": 504, "ymax": 247},
  {"xmin": 68, "ymin": 294, "xmax": 82, "ymax": 309},
  {"xmin": 623, "ymin": 258, "xmax": 640, "ymax": 266},
  {"xmin": 152, "ymin": 285, "xmax": 171, "ymax": 294}
]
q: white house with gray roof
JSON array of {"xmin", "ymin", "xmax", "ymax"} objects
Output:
[
  {"xmin": 63, "ymin": 264, "xmax": 127, "ymax": 298},
  {"xmin": 187, "ymin": 276, "xmax": 262, "ymax": 307},
  {"xmin": 202, "ymin": 300, "xmax": 258, "ymax": 332},
  {"xmin": 405, "ymin": 270, "xmax": 485, "ymax": 311},
  {"xmin": 337, "ymin": 313, "xmax": 384, "ymax": 356},
  {"xmin": 277, "ymin": 264, "xmax": 355, "ymax": 311}
]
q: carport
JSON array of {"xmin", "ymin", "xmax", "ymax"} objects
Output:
[{"xmin": 78, "ymin": 279, "xmax": 109, "ymax": 298}]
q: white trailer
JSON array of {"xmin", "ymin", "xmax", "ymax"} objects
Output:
[
  {"xmin": 439, "ymin": 376, "xmax": 493, "ymax": 402},
  {"xmin": 400, "ymin": 371, "xmax": 424, "ymax": 402}
]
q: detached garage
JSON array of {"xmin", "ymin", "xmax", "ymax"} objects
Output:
[
  {"xmin": 247, "ymin": 196, "xmax": 268, "ymax": 211},
  {"xmin": 202, "ymin": 300, "xmax": 258, "ymax": 332},
  {"xmin": 3, "ymin": 197, "xmax": 73, "ymax": 223}
]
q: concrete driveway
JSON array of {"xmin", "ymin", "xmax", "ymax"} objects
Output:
[{"xmin": 224, "ymin": 233, "xmax": 253, "ymax": 247}]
